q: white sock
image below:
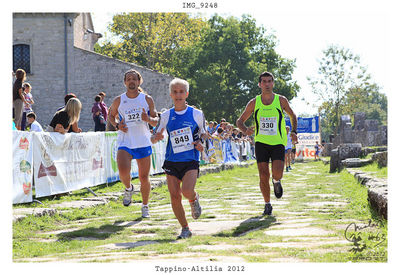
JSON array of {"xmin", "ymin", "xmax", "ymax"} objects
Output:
[{"xmin": 125, "ymin": 185, "xmax": 133, "ymax": 191}]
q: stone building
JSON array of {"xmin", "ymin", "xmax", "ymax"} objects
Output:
[{"xmin": 13, "ymin": 13, "xmax": 174, "ymax": 131}]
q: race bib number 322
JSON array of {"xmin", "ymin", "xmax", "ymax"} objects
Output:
[
  {"xmin": 124, "ymin": 108, "xmax": 142, "ymax": 125},
  {"xmin": 170, "ymin": 127, "xmax": 193, "ymax": 154},
  {"xmin": 259, "ymin": 117, "xmax": 277, "ymax": 135}
]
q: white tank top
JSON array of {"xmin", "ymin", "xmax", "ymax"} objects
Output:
[{"xmin": 117, "ymin": 92, "xmax": 152, "ymax": 149}]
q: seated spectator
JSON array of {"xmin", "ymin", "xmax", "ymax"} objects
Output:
[
  {"xmin": 48, "ymin": 98, "xmax": 82, "ymax": 134},
  {"xmin": 26, "ymin": 112, "xmax": 43, "ymax": 132}
]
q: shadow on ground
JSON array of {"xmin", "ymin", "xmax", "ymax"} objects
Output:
[{"xmin": 213, "ymin": 215, "xmax": 276, "ymax": 237}]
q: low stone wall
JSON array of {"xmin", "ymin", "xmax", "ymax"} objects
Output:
[
  {"xmin": 372, "ymin": 151, "xmax": 387, "ymax": 168},
  {"xmin": 347, "ymin": 169, "xmax": 387, "ymax": 219},
  {"xmin": 341, "ymin": 158, "xmax": 373, "ymax": 168}
]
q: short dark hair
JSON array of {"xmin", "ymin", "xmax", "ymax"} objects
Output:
[
  {"xmin": 95, "ymin": 95, "xmax": 101, "ymax": 102},
  {"xmin": 259, "ymin": 71, "xmax": 275, "ymax": 83},
  {"xmin": 217, "ymin": 128, "xmax": 224, "ymax": 134},
  {"xmin": 64, "ymin": 93, "xmax": 77, "ymax": 105},
  {"xmin": 26, "ymin": 112, "xmax": 36, "ymax": 120}
]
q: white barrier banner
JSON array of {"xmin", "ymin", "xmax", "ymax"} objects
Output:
[
  {"xmin": 33, "ymin": 132, "xmax": 107, "ymax": 197},
  {"xmin": 104, "ymin": 132, "xmax": 120, "ymax": 183},
  {"xmin": 13, "ymin": 131, "xmax": 33, "ymax": 204},
  {"xmin": 150, "ymin": 137, "xmax": 167, "ymax": 175}
]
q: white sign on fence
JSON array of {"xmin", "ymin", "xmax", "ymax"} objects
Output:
[{"xmin": 13, "ymin": 131, "xmax": 33, "ymax": 204}]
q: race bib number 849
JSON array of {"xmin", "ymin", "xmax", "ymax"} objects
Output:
[{"xmin": 170, "ymin": 127, "xmax": 193, "ymax": 154}]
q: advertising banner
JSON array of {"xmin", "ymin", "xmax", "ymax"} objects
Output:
[
  {"xmin": 285, "ymin": 116, "xmax": 319, "ymax": 133},
  {"xmin": 286, "ymin": 116, "xmax": 320, "ymax": 160},
  {"xmin": 33, "ymin": 132, "xmax": 107, "ymax": 197},
  {"xmin": 13, "ymin": 131, "xmax": 33, "ymax": 204}
]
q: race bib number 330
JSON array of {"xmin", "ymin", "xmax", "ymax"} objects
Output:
[
  {"xmin": 259, "ymin": 117, "xmax": 277, "ymax": 135},
  {"xmin": 170, "ymin": 127, "xmax": 193, "ymax": 154}
]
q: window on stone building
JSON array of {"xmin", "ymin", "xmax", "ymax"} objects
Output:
[{"xmin": 13, "ymin": 44, "xmax": 31, "ymax": 74}]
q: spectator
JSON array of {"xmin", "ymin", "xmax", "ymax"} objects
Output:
[
  {"xmin": 92, "ymin": 95, "xmax": 106, "ymax": 132},
  {"xmin": 48, "ymin": 98, "xmax": 82, "ymax": 134},
  {"xmin": 12, "ymin": 69, "xmax": 27, "ymax": 130},
  {"xmin": 26, "ymin": 112, "xmax": 43, "ymax": 132},
  {"xmin": 207, "ymin": 121, "xmax": 215, "ymax": 135},
  {"xmin": 56, "ymin": 93, "xmax": 82, "ymax": 133},
  {"xmin": 21, "ymin": 83, "xmax": 34, "ymax": 131},
  {"xmin": 98, "ymin": 92, "xmax": 108, "ymax": 122}
]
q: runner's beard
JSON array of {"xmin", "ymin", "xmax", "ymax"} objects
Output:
[{"xmin": 128, "ymin": 83, "xmax": 137, "ymax": 90}]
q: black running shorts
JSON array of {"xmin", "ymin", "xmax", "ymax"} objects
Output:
[
  {"xmin": 162, "ymin": 160, "xmax": 199, "ymax": 180},
  {"xmin": 255, "ymin": 142, "xmax": 285, "ymax": 163}
]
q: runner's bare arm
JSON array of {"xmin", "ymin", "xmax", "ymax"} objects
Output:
[
  {"xmin": 279, "ymin": 95, "xmax": 298, "ymax": 143},
  {"xmin": 144, "ymin": 95, "xmax": 159, "ymax": 127},
  {"xmin": 236, "ymin": 98, "xmax": 256, "ymax": 136},
  {"xmin": 108, "ymin": 96, "xmax": 127, "ymax": 132}
]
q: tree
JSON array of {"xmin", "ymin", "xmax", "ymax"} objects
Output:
[
  {"xmin": 94, "ymin": 13, "xmax": 207, "ymax": 75},
  {"xmin": 186, "ymin": 15, "xmax": 299, "ymax": 123},
  {"xmin": 308, "ymin": 45, "xmax": 383, "ymax": 136}
]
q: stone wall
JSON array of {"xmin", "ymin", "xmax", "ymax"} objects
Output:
[
  {"xmin": 13, "ymin": 13, "xmax": 77, "ymax": 128},
  {"xmin": 70, "ymin": 48, "xmax": 174, "ymax": 130},
  {"xmin": 13, "ymin": 13, "xmax": 174, "ymax": 131}
]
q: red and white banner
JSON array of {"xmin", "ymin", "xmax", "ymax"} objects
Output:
[{"xmin": 295, "ymin": 133, "xmax": 321, "ymax": 160}]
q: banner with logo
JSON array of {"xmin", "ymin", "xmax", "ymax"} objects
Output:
[
  {"xmin": 13, "ymin": 131, "xmax": 33, "ymax": 204},
  {"xmin": 285, "ymin": 116, "xmax": 320, "ymax": 160},
  {"xmin": 285, "ymin": 116, "xmax": 319, "ymax": 133},
  {"xmin": 33, "ymin": 132, "xmax": 107, "ymax": 197}
]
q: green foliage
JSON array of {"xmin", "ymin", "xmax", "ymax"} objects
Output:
[
  {"xmin": 308, "ymin": 45, "xmax": 387, "ymax": 138},
  {"xmin": 95, "ymin": 13, "xmax": 208, "ymax": 75},
  {"xmin": 185, "ymin": 15, "xmax": 299, "ymax": 122}
]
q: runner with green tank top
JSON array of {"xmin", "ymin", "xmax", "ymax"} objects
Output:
[{"xmin": 236, "ymin": 71, "xmax": 298, "ymax": 216}]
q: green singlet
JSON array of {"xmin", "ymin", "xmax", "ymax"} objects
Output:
[{"xmin": 253, "ymin": 94, "xmax": 287, "ymax": 146}]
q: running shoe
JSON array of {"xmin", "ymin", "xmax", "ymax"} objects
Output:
[
  {"xmin": 289, "ymin": 166, "xmax": 293, "ymax": 170},
  {"xmin": 286, "ymin": 167, "xmax": 289, "ymax": 172},
  {"xmin": 263, "ymin": 203, "xmax": 273, "ymax": 216},
  {"xmin": 177, "ymin": 227, "xmax": 192, "ymax": 239},
  {"xmin": 122, "ymin": 186, "xmax": 134, "ymax": 206},
  {"xmin": 141, "ymin": 205, "xmax": 150, "ymax": 218},
  {"xmin": 190, "ymin": 193, "xmax": 202, "ymax": 219},
  {"xmin": 272, "ymin": 179, "xmax": 283, "ymax": 198}
]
